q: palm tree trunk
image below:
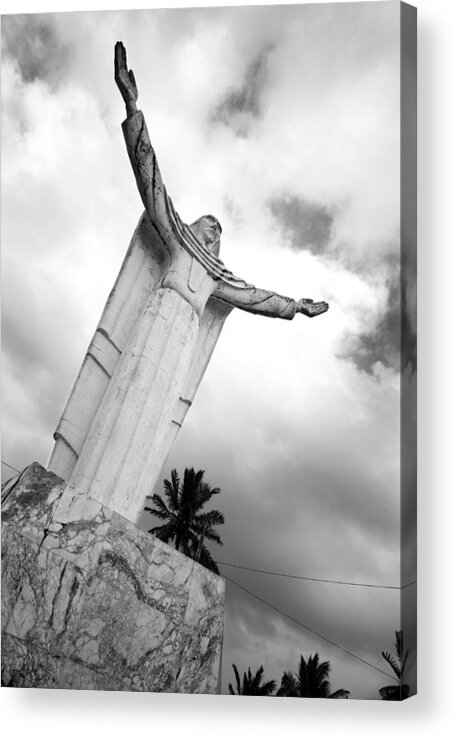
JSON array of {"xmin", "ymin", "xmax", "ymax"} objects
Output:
[{"xmin": 194, "ymin": 524, "xmax": 207, "ymax": 562}]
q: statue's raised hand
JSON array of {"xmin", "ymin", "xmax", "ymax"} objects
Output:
[
  {"xmin": 115, "ymin": 41, "xmax": 138, "ymax": 117},
  {"xmin": 296, "ymin": 298, "xmax": 329, "ymax": 318}
]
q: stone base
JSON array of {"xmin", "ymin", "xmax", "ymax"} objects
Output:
[{"xmin": 1, "ymin": 463, "xmax": 224, "ymax": 693}]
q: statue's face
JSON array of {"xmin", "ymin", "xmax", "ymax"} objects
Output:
[{"xmin": 190, "ymin": 215, "xmax": 222, "ymax": 255}]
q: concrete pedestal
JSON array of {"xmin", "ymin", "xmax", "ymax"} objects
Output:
[{"xmin": 1, "ymin": 463, "xmax": 224, "ymax": 693}]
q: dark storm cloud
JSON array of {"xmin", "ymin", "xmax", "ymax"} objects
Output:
[
  {"xmin": 1, "ymin": 14, "xmax": 70, "ymax": 87},
  {"xmin": 338, "ymin": 272, "xmax": 401, "ymax": 375},
  {"xmin": 221, "ymin": 564, "xmax": 398, "ymax": 698},
  {"xmin": 1, "ymin": 310, "xmax": 74, "ymax": 442},
  {"xmin": 1, "ymin": 263, "xmax": 91, "ymax": 475},
  {"xmin": 211, "ymin": 45, "xmax": 273, "ymax": 137},
  {"xmin": 145, "ymin": 411, "xmax": 400, "ymax": 700},
  {"xmin": 268, "ymin": 195, "xmax": 335, "ymax": 254}
]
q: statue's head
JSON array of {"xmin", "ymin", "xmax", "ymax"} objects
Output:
[{"xmin": 190, "ymin": 214, "xmax": 222, "ymax": 256}]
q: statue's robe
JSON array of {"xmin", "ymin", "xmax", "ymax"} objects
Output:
[{"xmin": 48, "ymin": 111, "xmax": 297, "ymax": 523}]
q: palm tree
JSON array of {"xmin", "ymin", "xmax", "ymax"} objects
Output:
[
  {"xmin": 229, "ymin": 664, "xmax": 276, "ymax": 696},
  {"xmin": 276, "ymin": 654, "xmax": 349, "ymax": 699},
  {"xmin": 144, "ymin": 467, "xmax": 224, "ymax": 574},
  {"xmin": 379, "ymin": 630, "xmax": 410, "ymax": 700}
]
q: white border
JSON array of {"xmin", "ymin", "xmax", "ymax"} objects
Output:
[{"xmin": 1, "ymin": 0, "xmax": 453, "ymax": 735}]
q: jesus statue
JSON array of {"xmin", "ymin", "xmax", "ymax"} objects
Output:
[{"xmin": 48, "ymin": 42, "xmax": 328, "ymax": 524}]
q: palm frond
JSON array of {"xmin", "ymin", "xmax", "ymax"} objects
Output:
[
  {"xmin": 394, "ymin": 630, "xmax": 409, "ymax": 678},
  {"xmin": 281, "ymin": 653, "xmax": 347, "ymax": 698},
  {"xmin": 149, "ymin": 523, "xmax": 175, "ymax": 543},
  {"xmin": 197, "ymin": 482, "xmax": 220, "ymax": 505},
  {"xmin": 196, "ymin": 545, "xmax": 220, "ymax": 574},
  {"xmin": 394, "ymin": 630, "xmax": 404, "ymax": 659},
  {"xmin": 165, "ymin": 469, "xmax": 180, "ymax": 511},
  {"xmin": 329, "ymin": 689, "xmax": 350, "ymax": 699},
  {"xmin": 231, "ymin": 664, "xmax": 241, "ymax": 695},
  {"xmin": 276, "ymin": 671, "xmax": 298, "ymax": 697},
  {"xmin": 261, "ymin": 679, "xmax": 277, "ymax": 695},
  {"xmin": 146, "ymin": 467, "xmax": 224, "ymax": 574},
  {"xmin": 251, "ymin": 666, "xmax": 264, "ymax": 690},
  {"xmin": 229, "ymin": 665, "xmax": 275, "ymax": 696},
  {"xmin": 145, "ymin": 493, "xmax": 174, "ymax": 521},
  {"xmin": 199, "ymin": 530, "xmax": 223, "ymax": 546},
  {"xmin": 196, "ymin": 510, "xmax": 225, "ymax": 527},
  {"xmin": 382, "ymin": 650, "xmax": 401, "ymax": 678}
]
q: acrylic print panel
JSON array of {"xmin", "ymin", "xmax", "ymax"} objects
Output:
[{"xmin": 1, "ymin": 2, "xmax": 416, "ymax": 699}]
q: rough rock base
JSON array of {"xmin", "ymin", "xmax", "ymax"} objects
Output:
[{"xmin": 1, "ymin": 463, "xmax": 224, "ymax": 693}]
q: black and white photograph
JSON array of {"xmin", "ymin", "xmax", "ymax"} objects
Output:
[{"xmin": 1, "ymin": 0, "xmax": 416, "ymax": 706}]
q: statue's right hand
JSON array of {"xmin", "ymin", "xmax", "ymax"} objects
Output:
[{"xmin": 115, "ymin": 41, "xmax": 138, "ymax": 112}]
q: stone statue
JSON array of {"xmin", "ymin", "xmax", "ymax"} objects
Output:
[
  {"xmin": 114, "ymin": 42, "xmax": 328, "ymax": 323},
  {"xmin": 47, "ymin": 42, "xmax": 328, "ymax": 524}
]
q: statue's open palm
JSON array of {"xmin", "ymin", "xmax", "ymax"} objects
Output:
[
  {"xmin": 115, "ymin": 41, "xmax": 138, "ymax": 112},
  {"xmin": 296, "ymin": 298, "xmax": 329, "ymax": 317}
]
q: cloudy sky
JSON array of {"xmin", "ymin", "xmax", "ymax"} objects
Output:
[{"xmin": 1, "ymin": 2, "xmax": 415, "ymax": 699}]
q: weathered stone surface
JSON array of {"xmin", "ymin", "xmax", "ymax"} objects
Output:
[
  {"xmin": 1, "ymin": 462, "xmax": 64, "ymax": 545},
  {"xmin": 117, "ymin": 601, "xmax": 182, "ymax": 692},
  {"xmin": 146, "ymin": 539, "xmax": 195, "ymax": 622},
  {"xmin": 97, "ymin": 513, "xmax": 195, "ymax": 622},
  {"xmin": 4, "ymin": 548, "xmax": 85, "ymax": 656},
  {"xmin": 1, "ymin": 634, "xmax": 61, "ymax": 689},
  {"xmin": 58, "ymin": 657, "xmax": 125, "ymax": 692},
  {"xmin": 185, "ymin": 559, "xmax": 225, "ymax": 637},
  {"xmin": 67, "ymin": 576, "xmax": 139, "ymax": 672},
  {"xmin": 41, "ymin": 483, "xmax": 112, "ymax": 571},
  {"xmin": 1, "ymin": 525, "xmax": 39, "ymax": 633},
  {"xmin": 101, "ymin": 511, "xmax": 157, "ymax": 590},
  {"xmin": 2, "ymin": 463, "xmax": 224, "ymax": 694},
  {"xmin": 175, "ymin": 626, "xmax": 223, "ymax": 694}
]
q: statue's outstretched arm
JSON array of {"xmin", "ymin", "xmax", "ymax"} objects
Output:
[
  {"xmin": 115, "ymin": 41, "xmax": 179, "ymax": 239},
  {"xmin": 213, "ymin": 281, "xmax": 329, "ymax": 319}
]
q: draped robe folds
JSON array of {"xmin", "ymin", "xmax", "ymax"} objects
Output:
[{"xmin": 48, "ymin": 110, "xmax": 298, "ymax": 523}]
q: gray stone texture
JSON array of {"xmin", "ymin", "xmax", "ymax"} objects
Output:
[{"xmin": 1, "ymin": 463, "xmax": 224, "ymax": 693}]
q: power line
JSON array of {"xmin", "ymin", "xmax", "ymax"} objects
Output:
[
  {"xmin": 218, "ymin": 560, "xmax": 416, "ymax": 591},
  {"xmin": 1, "ymin": 460, "xmax": 19, "ymax": 473},
  {"xmin": 0, "ymin": 455, "xmax": 407, "ymax": 685},
  {"xmin": 223, "ymin": 573, "xmax": 399, "ymax": 683},
  {"xmin": 1, "ymin": 457, "xmax": 416, "ymax": 591}
]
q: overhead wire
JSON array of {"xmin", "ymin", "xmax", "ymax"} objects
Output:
[
  {"xmin": 1, "ymin": 460, "xmax": 20, "ymax": 473},
  {"xmin": 1, "ymin": 459, "xmax": 416, "ymax": 591},
  {"xmin": 1, "ymin": 457, "xmax": 408, "ymax": 685},
  {"xmin": 222, "ymin": 572, "xmax": 400, "ymax": 682},
  {"xmin": 218, "ymin": 560, "xmax": 416, "ymax": 590}
]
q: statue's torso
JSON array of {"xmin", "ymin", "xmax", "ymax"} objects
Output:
[{"xmin": 159, "ymin": 243, "xmax": 216, "ymax": 318}]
